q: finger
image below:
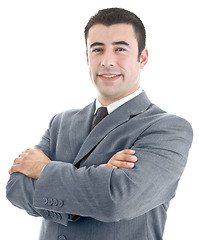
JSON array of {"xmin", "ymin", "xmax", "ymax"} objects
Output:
[
  {"xmin": 14, "ymin": 157, "xmax": 23, "ymax": 164},
  {"xmin": 100, "ymin": 163, "xmax": 117, "ymax": 168},
  {"xmin": 25, "ymin": 148, "xmax": 34, "ymax": 153},
  {"xmin": 99, "ymin": 164, "xmax": 107, "ymax": 167},
  {"xmin": 19, "ymin": 150, "xmax": 28, "ymax": 157},
  {"xmin": 113, "ymin": 153, "xmax": 137, "ymax": 162},
  {"xmin": 118, "ymin": 149, "xmax": 135, "ymax": 155},
  {"xmin": 110, "ymin": 160, "xmax": 135, "ymax": 169},
  {"xmin": 9, "ymin": 164, "xmax": 20, "ymax": 175},
  {"xmin": 25, "ymin": 148, "xmax": 32, "ymax": 151}
]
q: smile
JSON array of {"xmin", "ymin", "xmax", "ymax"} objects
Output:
[{"xmin": 97, "ymin": 74, "xmax": 122, "ymax": 81}]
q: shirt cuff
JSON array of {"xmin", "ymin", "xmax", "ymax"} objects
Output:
[{"xmin": 41, "ymin": 165, "xmax": 47, "ymax": 172}]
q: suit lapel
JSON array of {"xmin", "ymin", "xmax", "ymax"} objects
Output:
[
  {"xmin": 69, "ymin": 101, "xmax": 95, "ymax": 160},
  {"xmin": 73, "ymin": 91, "xmax": 151, "ymax": 166}
]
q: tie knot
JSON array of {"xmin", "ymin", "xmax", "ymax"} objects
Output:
[
  {"xmin": 96, "ymin": 107, "xmax": 108, "ymax": 117},
  {"xmin": 92, "ymin": 107, "xmax": 108, "ymax": 130}
]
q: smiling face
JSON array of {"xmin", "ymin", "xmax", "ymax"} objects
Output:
[{"xmin": 86, "ymin": 23, "xmax": 148, "ymax": 106}]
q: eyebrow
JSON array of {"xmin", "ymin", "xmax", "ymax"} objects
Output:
[
  {"xmin": 90, "ymin": 41, "xmax": 130, "ymax": 49},
  {"xmin": 113, "ymin": 41, "xmax": 130, "ymax": 47},
  {"xmin": 90, "ymin": 42, "xmax": 104, "ymax": 48}
]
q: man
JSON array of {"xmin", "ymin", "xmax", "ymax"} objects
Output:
[{"xmin": 6, "ymin": 8, "xmax": 193, "ymax": 240}]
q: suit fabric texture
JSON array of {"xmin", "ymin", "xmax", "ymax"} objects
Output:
[{"xmin": 6, "ymin": 91, "xmax": 193, "ymax": 240}]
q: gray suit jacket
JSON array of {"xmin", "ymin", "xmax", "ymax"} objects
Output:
[{"xmin": 6, "ymin": 91, "xmax": 193, "ymax": 240}]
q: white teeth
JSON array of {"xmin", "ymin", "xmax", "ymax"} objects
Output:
[{"xmin": 101, "ymin": 75, "xmax": 119, "ymax": 78}]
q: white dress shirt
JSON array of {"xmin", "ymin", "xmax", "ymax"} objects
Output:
[{"xmin": 95, "ymin": 88, "xmax": 143, "ymax": 114}]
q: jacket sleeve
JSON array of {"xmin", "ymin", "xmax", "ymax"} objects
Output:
[
  {"xmin": 6, "ymin": 172, "xmax": 69, "ymax": 226},
  {"xmin": 32, "ymin": 115, "xmax": 193, "ymax": 222},
  {"xmin": 6, "ymin": 117, "xmax": 69, "ymax": 226}
]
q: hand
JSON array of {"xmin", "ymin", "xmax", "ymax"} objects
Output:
[
  {"xmin": 9, "ymin": 149, "xmax": 51, "ymax": 179},
  {"xmin": 100, "ymin": 149, "xmax": 137, "ymax": 169}
]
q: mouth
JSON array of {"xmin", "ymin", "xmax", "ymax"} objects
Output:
[{"xmin": 97, "ymin": 73, "xmax": 122, "ymax": 82}]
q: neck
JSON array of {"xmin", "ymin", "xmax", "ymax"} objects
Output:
[{"xmin": 98, "ymin": 87, "xmax": 141, "ymax": 107}]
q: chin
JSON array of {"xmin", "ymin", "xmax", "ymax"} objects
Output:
[{"xmin": 100, "ymin": 91, "xmax": 122, "ymax": 101}]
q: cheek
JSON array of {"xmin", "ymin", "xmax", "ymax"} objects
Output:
[
  {"xmin": 88, "ymin": 55, "xmax": 96, "ymax": 67},
  {"xmin": 119, "ymin": 57, "xmax": 139, "ymax": 74},
  {"xmin": 89, "ymin": 58, "xmax": 101, "ymax": 75},
  {"xmin": 88, "ymin": 60, "xmax": 98, "ymax": 81},
  {"xmin": 117, "ymin": 56, "xmax": 133, "ymax": 69}
]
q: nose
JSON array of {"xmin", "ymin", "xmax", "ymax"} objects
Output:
[{"xmin": 100, "ymin": 50, "xmax": 115, "ymax": 68}]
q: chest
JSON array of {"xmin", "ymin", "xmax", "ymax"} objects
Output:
[{"xmin": 51, "ymin": 113, "xmax": 158, "ymax": 166}]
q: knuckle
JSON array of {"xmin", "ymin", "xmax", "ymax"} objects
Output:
[
  {"xmin": 21, "ymin": 156, "xmax": 27, "ymax": 162},
  {"xmin": 122, "ymin": 149, "xmax": 130, "ymax": 155},
  {"xmin": 120, "ymin": 162, "xmax": 134, "ymax": 168},
  {"xmin": 122, "ymin": 149, "xmax": 129, "ymax": 153},
  {"xmin": 27, "ymin": 148, "xmax": 34, "ymax": 155},
  {"xmin": 11, "ymin": 165, "xmax": 18, "ymax": 173},
  {"xmin": 118, "ymin": 162, "xmax": 127, "ymax": 168}
]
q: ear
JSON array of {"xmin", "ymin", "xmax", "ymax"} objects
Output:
[
  {"xmin": 139, "ymin": 48, "xmax": 148, "ymax": 69},
  {"xmin": 86, "ymin": 51, "xmax": 89, "ymax": 66}
]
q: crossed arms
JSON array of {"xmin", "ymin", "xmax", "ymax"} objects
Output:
[
  {"xmin": 6, "ymin": 115, "xmax": 193, "ymax": 225},
  {"xmin": 8, "ymin": 148, "xmax": 137, "ymax": 179}
]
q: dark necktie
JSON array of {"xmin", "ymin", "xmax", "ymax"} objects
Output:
[
  {"xmin": 70, "ymin": 107, "xmax": 108, "ymax": 222},
  {"xmin": 91, "ymin": 107, "xmax": 108, "ymax": 130}
]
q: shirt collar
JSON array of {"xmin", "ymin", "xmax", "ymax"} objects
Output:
[{"xmin": 95, "ymin": 88, "xmax": 143, "ymax": 115}]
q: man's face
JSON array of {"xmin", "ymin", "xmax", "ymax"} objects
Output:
[{"xmin": 86, "ymin": 23, "xmax": 148, "ymax": 105}]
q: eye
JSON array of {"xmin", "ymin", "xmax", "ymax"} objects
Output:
[
  {"xmin": 116, "ymin": 48, "xmax": 126, "ymax": 52},
  {"xmin": 92, "ymin": 48, "xmax": 103, "ymax": 53}
]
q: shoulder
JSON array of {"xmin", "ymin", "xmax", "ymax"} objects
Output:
[
  {"xmin": 134, "ymin": 108, "xmax": 193, "ymax": 161},
  {"xmin": 146, "ymin": 103, "xmax": 192, "ymax": 132},
  {"xmin": 48, "ymin": 109, "xmax": 82, "ymax": 128},
  {"xmin": 143, "ymin": 104, "xmax": 193, "ymax": 147},
  {"xmin": 48, "ymin": 101, "xmax": 95, "ymax": 126},
  {"xmin": 54, "ymin": 109, "xmax": 82, "ymax": 121}
]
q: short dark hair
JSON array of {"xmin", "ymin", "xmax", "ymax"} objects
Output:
[{"xmin": 84, "ymin": 8, "xmax": 146, "ymax": 57}]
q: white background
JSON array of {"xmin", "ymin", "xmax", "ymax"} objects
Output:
[{"xmin": 0, "ymin": 0, "xmax": 198, "ymax": 239}]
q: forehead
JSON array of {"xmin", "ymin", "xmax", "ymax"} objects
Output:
[{"xmin": 87, "ymin": 23, "xmax": 137, "ymax": 47}]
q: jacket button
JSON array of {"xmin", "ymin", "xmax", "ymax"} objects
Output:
[
  {"xmin": 47, "ymin": 198, "xmax": 53, "ymax": 205},
  {"xmin": 50, "ymin": 211, "xmax": 56, "ymax": 218},
  {"xmin": 56, "ymin": 213, "xmax": 62, "ymax": 220},
  {"xmin": 58, "ymin": 235, "xmax": 67, "ymax": 240},
  {"xmin": 58, "ymin": 199, "xmax": 64, "ymax": 207},
  {"xmin": 43, "ymin": 198, "xmax": 48, "ymax": 205},
  {"xmin": 43, "ymin": 210, "xmax": 50, "ymax": 218},
  {"xmin": 53, "ymin": 199, "xmax": 58, "ymax": 206}
]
